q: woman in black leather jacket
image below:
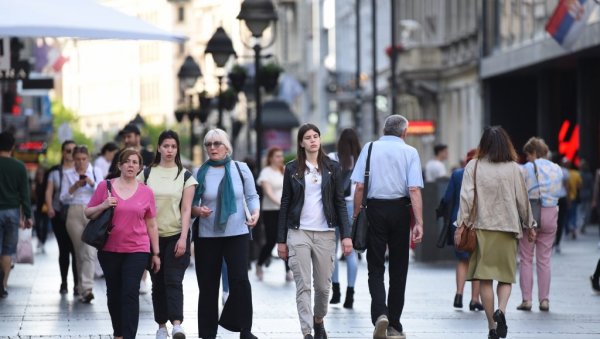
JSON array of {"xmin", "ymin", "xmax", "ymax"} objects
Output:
[{"xmin": 277, "ymin": 123, "xmax": 353, "ymax": 339}]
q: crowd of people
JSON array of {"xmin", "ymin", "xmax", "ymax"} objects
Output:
[{"xmin": 0, "ymin": 115, "xmax": 600, "ymax": 339}]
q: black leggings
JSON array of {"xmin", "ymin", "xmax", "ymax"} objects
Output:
[
  {"xmin": 51, "ymin": 213, "xmax": 78, "ymax": 286},
  {"xmin": 257, "ymin": 210, "xmax": 289, "ymax": 271}
]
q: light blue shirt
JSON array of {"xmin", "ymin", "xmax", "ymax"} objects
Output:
[
  {"xmin": 521, "ymin": 159, "xmax": 564, "ymax": 207},
  {"xmin": 196, "ymin": 162, "xmax": 260, "ymax": 238},
  {"xmin": 351, "ymin": 136, "xmax": 424, "ymax": 199}
]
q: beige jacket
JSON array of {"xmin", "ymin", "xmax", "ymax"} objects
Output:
[{"xmin": 457, "ymin": 158, "xmax": 536, "ymax": 239}]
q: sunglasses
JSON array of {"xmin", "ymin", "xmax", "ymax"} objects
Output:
[
  {"xmin": 204, "ymin": 141, "xmax": 224, "ymax": 149},
  {"xmin": 64, "ymin": 148, "xmax": 75, "ymax": 154}
]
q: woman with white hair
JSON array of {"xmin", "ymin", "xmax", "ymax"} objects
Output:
[{"xmin": 191, "ymin": 129, "xmax": 260, "ymax": 339}]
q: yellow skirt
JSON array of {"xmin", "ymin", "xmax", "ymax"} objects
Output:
[{"xmin": 467, "ymin": 229, "xmax": 518, "ymax": 284}]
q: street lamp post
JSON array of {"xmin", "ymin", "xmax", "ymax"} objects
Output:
[
  {"xmin": 177, "ymin": 55, "xmax": 202, "ymax": 163},
  {"xmin": 205, "ymin": 27, "xmax": 237, "ymax": 131},
  {"xmin": 237, "ymin": 0, "xmax": 278, "ymax": 173}
]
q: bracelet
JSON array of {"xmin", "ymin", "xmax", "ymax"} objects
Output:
[{"xmin": 152, "ymin": 252, "xmax": 160, "ymax": 257}]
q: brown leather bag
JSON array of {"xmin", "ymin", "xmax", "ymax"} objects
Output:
[{"xmin": 455, "ymin": 160, "xmax": 478, "ymax": 253}]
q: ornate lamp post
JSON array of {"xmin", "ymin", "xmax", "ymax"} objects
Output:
[
  {"xmin": 237, "ymin": 0, "xmax": 278, "ymax": 173},
  {"xmin": 176, "ymin": 55, "xmax": 202, "ymax": 162},
  {"xmin": 205, "ymin": 27, "xmax": 237, "ymax": 131}
]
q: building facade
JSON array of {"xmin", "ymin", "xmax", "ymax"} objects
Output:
[
  {"xmin": 481, "ymin": 0, "xmax": 600, "ymax": 168},
  {"xmin": 393, "ymin": 0, "xmax": 482, "ymax": 168}
]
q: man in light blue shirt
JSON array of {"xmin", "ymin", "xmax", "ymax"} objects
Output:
[{"xmin": 351, "ymin": 115, "xmax": 424, "ymax": 339}]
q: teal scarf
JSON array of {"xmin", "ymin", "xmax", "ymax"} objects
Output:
[{"xmin": 193, "ymin": 156, "xmax": 237, "ymax": 232}]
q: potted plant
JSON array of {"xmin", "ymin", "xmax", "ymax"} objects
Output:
[
  {"xmin": 228, "ymin": 64, "xmax": 248, "ymax": 93},
  {"xmin": 220, "ymin": 88, "xmax": 237, "ymax": 111},
  {"xmin": 258, "ymin": 62, "xmax": 283, "ymax": 93}
]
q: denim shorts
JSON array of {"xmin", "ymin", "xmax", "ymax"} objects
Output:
[{"xmin": 0, "ymin": 208, "xmax": 20, "ymax": 255}]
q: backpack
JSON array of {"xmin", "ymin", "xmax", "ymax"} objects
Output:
[{"xmin": 143, "ymin": 166, "xmax": 192, "ymax": 187}]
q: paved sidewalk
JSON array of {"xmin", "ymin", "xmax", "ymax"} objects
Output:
[{"xmin": 1, "ymin": 227, "xmax": 600, "ymax": 339}]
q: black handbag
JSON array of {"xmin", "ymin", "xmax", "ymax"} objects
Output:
[
  {"xmin": 82, "ymin": 180, "xmax": 115, "ymax": 250},
  {"xmin": 351, "ymin": 143, "xmax": 373, "ymax": 252}
]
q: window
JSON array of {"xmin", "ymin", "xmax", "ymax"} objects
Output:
[{"xmin": 178, "ymin": 7, "xmax": 185, "ymax": 23}]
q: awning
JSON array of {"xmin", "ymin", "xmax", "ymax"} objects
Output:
[
  {"xmin": 262, "ymin": 100, "xmax": 300, "ymax": 129},
  {"xmin": 0, "ymin": 0, "xmax": 186, "ymax": 42}
]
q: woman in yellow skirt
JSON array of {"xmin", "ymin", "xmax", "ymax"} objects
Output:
[{"xmin": 456, "ymin": 126, "xmax": 537, "ymax": 339}]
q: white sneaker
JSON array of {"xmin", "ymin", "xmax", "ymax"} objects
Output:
[
  {"xmin": 156, "ymin": 327, "xmax": 168, "ymax": 339},
  {"xmin": 140, "ymin": 280, "xmax": 148, "ymax": 295},
  {"xmin": 222, "ymin": 291, "xmax": 229, "ymax": 305},
  {"xmin": 172, "ymin": 324, "xmax": 186, "ymax": 339}
]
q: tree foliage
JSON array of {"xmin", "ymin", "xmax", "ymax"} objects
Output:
[{"xmin": 44, "ymin": 101, "xmax": 93, "ymax": 166}]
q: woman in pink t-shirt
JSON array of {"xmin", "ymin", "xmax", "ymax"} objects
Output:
[{"xmin": 85, "ymin": 149, "xmax": 160, "ymax": 339}]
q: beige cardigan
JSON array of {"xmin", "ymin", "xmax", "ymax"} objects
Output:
[{"xmin": 456, "ymin": 158, "xmax": 536, "ymax": 239}]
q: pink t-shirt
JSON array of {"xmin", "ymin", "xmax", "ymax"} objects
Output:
[{"xmin": 87, "ymin": 179, "xmax": 156, "ymax": 253}]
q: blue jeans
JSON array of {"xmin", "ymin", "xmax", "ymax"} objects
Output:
[
  {"xmin": 98, "ymin": 251, "xmax": 149, "ymax": 339},
  {"xmin": 331, "ymin": 201, "xmax": 358, "ymax": 287}
]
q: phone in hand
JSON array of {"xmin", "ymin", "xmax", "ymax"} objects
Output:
[{"xmin": 79, "ymin": 174, "xmax": 88, "ymax": 181}]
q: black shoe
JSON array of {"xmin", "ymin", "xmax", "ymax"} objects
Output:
[
  {"xmin": 0, "ymin": 270, "xmax": 6, "ymax": 298},
  {"xmin": 304, "ymin": 335, "xmax": 314, "ymax": 339},
  {"xmin": 453, "ymin": 293, "xmax": 463, "ymax": 308},
  {"xmin": 330, "ymin": 283, "xmax": 340, "ymax": 304},
  {"xmin": 493, "ymin": 309, "xmax": 507, "ymax": 338},
  {"xmin": 313, "ymin": 318, "xmax": 327, "ymax": 339},
  {"xmin": 59, "ymin": 283, "xmax": 68, "ymax": 294},
  {"xmin": 488, "ymin": 329, "xmax": 499, "ymax": 339},
  {"xmin": 591, "ymin": 275, "xmax": 600, "ymax": 292},
  {"xmin": 81, "ymin": 291, "xmax": 94, "ymax": 303},
  {"xmin": 240, "ymin": 330, "xmax": 257, "ymax": 339},
  {"xmin": 343, "ymin": 287, "xmax": 354, "ymax": 309},
  {"xmin": 469, "ymin": 301, "xmax": 484, "ymax": 311}
]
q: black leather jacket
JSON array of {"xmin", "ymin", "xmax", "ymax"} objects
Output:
[{"xmin": 277, "ymin": 157, "xmax": 352, "ymax": 243}]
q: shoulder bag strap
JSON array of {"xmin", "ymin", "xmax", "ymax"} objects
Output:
[
  {"xmin": 468, "ymin": 160, "xmax": 478, "ymax": 227},
  {"xmin": 361, "ymin": 143, "xmax": 374, "ymax": 208},
  {"xmin": 533, "ymin": 161, "xmax": 542, "ymax": 199},
  {"xmin": 143, "ymin": 167, "xmax": 152, "ymax": 185},
  {"xmin": 234, "ymin": 161, "xmax": 246, "ymax": 191},
  {"xmin": 106, "ymin": 179, "xmax": 112, "ymax": 197}
]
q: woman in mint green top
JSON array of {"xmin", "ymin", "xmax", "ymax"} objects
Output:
[{"xmin": 137, "ymin": 130, "xmax": 197, "ymax": 339}]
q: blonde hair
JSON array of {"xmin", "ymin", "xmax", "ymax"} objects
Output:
[
  {"xmin": 523, "ymin": 137, "xmax": 549, "ymax": 158},
  {"xmin": 203, "ymin": 128, "xmax": 233, "ymax": 156}
]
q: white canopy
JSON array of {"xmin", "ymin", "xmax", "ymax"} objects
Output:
[{"xmin": 0, "ymin": 0, "xmax": 186, "ymax": 42}]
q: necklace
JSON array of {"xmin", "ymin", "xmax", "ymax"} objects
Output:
[{"xmin": 308, "ymin": 165, "xmax": 319, "ymax": 184}]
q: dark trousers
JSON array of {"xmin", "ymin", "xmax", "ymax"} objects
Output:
[
  {"xmin": 98, "ymin": 251, "xmax": 149, "ymax": 339},
  {"xmin": 150, "ymin": 234, "xmax": 190, "ymax": 324},
  {"xmin": 555, "ymin": 197, "xmax": 568, "ymax": 246},
  {"xmin": 51, "ymin": 213, "xmax": 78, "ymax": 286},
  {"xmin": 34, "ymin": 210, "xmax": 49, "ymax": 245},
  {"xmin": 366, "ymin": 198, "xmax": 411, "ymax": 332},
  {"xmin": 257, "ymin": 210, "xmax": 290, "ymax": 271},
  {"xmin": 195, "ymin": 234, "xmax": 253, "ymax": 337}
]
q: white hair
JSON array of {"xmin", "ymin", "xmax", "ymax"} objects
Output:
[
  {"xmin": 203, "ymin": 128, "xmax": 233, "ymax": 156},
  {"xmin": 383, "ymin": 115, "xmax": 409, "ymax": 137}
]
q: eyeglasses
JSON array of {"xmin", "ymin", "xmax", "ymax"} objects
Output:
[{"xmin": 204, "ymin": 141, "xmax": 224, "ymax": 149}]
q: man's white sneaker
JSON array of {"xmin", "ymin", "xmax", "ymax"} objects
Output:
[
  {"xmin": 172, "ymin": 324, "xmax": 186, "ymax": 339},
  {"xmin": 156, "ymin": 327, "xmax": 168, "ymax": 339},
  {"xmin": 373, "ymin": 314, "xmax": 388, "ymax": 339}
]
